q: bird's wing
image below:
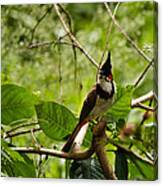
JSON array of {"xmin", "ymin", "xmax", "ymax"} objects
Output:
[{"xmin": 79, "ymin": 85, "xmax": 97, "ymax": 123}]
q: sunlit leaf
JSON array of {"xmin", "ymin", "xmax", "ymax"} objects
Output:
[
  {"xmin": 1, "ymin": 140, "xmax": 36, "ymax": 177},
  {"xmin": 1, "ymin": 84, "xmax": 37, "ymax": 125},
  {"xmin": 126, "ymin": 152, "xmax": 156, "ymax": 180},
  {"xmin": 107, "ymin": 85, "xmax": 134, "ymax": 125},
  {"xmin": 36, "ymin": 102, "xmax": 76, "ymax": 141}
]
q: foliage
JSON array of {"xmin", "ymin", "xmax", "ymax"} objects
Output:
[
  {"xmin": 70, "ymin": 158, "xmax": 105, "ymax": 179},
  {"xmin": 1, "ymin": 1, "xmax": 157, "ymax": 180}
]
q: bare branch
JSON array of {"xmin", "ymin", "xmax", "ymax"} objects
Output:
[
  {"xmin": 11, "ymin": 146, "xmax": 94, "ymax": 160},
  {"xmin": 57, "ymin": 4, "xmax": 78, "ymax": 83},
  {"xmin": 134, "ymin": 60, "xmax": 153, "ymax": 87},
  {"xmin": 104, "ymin": 2, "xmax": 152, "ymax": 63},
  {"xmin": 54, "ymin": 4, "xmax": 99, "ymax": 68},
  {"xmin": 5, "ymin": 121, "xmax": 38, "ymax": 134},
  {"xmin": 134, "ymin": 102, "xmax": 156, "ymax": 112},
  {"xmin": 100, "ymin": 2, "xmax": 120, "ymax": 66},
  {"xmin": 28, "ymin": 33, "xmax": 68, "ymax": 49},
  {"xmin": 4, "ymin": 127, "xmax": 41, "ymax": 139},
  {"xmin": 30, "ymin": 5, "xmax": 53, "ymax": 44},
  {"xmin": 131, "ymin": 90, "xmax": 156, "ymax": 111},
  {"xmin": 107, "ymin": 138, "xmax": 154, "ymax": 166},
  {"xmin": 131, "ymin": 90, "xmax": 154, "ymax": 106}
]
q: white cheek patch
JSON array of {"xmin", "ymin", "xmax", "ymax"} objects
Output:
[{"xmin": 100, "ymin": 79, "xmax": 113, "ymax": 94}]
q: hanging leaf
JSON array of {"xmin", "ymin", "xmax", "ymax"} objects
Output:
[
  {"xmin": 36, "ymin": 101, "xmax": 76, "ymax": 141},
  {"xmin": 1, "ymin": 84, "xmax": 37, "ymax": 125},
  {"xmin": 1, "ymin": 140, "xmax": 36, "ymax": 177},
  {"xmin": 115, "ymin": 148, "xmax": 128, "ymax": 180},
  {"xmin": 126, "ymin": 153, "xmax": 156, "ymax": 180},
  {"xmin": 69, "ymin": 158, "xmax": 105, "ymax": 179},
  {"xmin": 107, "ymin": 85, "xmax": 134, "ymax": 124}
]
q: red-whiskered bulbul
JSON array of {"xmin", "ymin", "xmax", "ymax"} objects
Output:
[{"xmin": 62, "ymin": 51, "xmax": 116, "ymax": 152}]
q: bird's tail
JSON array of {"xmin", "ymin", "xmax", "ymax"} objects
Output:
[{"xmin": 62, "ymin": 120, "xmax": 87, "ymax": 152}]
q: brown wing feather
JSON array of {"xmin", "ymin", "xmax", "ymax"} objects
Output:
[
  {"xmin": 79, "ymin": 85, "xmax": 97, "ymax": 123},
  {"xmin": 61, "ymin": 85, "xmax": 97, "ymax": 152}
]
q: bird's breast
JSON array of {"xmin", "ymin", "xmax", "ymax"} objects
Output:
[{"xmin": 90, "ymin": 95, "xmax": 114, "ymax": 119}]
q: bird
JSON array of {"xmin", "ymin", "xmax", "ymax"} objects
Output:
[{"xmin": 62, "ymin": 51, "xmax": 116, "ymax": 152}]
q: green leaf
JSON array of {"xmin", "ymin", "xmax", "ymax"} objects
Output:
[
  {"xmin": 69, "ymin": 158, "xmax": 105, "ymax": 179},
  {"xmin": 36, "ymin": 101, "xmax": 76, "ymax": 141},
  {"xmin": 126, "ymin": 153, "xmax": 157, "ymax": 180},
  {"xmin": 1, "ymin": 84, "xmax": 37, "ymax": 125},
  {"xmin": 1, "ymin": 140, "xmax": 36, "ymax": 177},
  {"xmin": 107, "ymin": 85, "xmax": 134, "ymax": 124},
  {"xmin": 115, "ymin": 148, "xmax": 128, "ymax": 180}
]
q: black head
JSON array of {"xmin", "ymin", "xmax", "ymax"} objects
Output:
[{"xmin": 99, "ymin": 51, "xmax": 113, "ymax": 81}]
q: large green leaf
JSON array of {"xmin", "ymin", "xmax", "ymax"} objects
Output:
[
  {"xmin": 1, "ymin": 140, "xmax": 36, "ymax": 177},
  {"xmin": 1, "ymin": 84, "xmax": 37, "ymax": 125},
  {"xmin": 69, "ymin": 158, "xmax": 105, "ymax": 179},
  {"xmin": 126, "ymin": 152, "xmax": 157, "ymax": 180},
  {"xmin": 36, "ymin": 102, "xmax": 76, "ymax": 141},
  {"xmin": 115, "ymin": 148, "xmax": 128, "ymax": 180},
  {"xmin": 107, "ymin": 85, "xmax": 134, "ymax": 123}
]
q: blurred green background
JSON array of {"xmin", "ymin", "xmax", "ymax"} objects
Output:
[{"xmin": 1, "ymin": 1, "xmax": 156, "ymax": 178}]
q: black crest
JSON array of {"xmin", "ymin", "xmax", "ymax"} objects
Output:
[{"xmin": 100, "ymin": 51, "xmax": 112, "ymax": 76}]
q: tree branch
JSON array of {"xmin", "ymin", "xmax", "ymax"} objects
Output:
[
  {"xmin": 104, "ymin": 2, "xmax": 152, "ymax": 63},
  {"xmin": 54, "ymin": 4, "xmax": 99, "ymax": 68},
  {"xmin": 133, "ymin": 102, "xmax": 156, "ymax": 112},
  {"xmin": 93, "ymin": 119, "xmax": 117, "ymax": 179},
  {"xmin": 28, "ymin": 33, "xmax": 68, "ymax": 49},
  {"xmin": 107, "ymin": 137, "xmax": 154, "ymax": 166},
  {"xmin": 4, "ymin": 127, "xmax": 41, "ymax": 139},
  {"xmin": 11, "ymin": 146, "xmax": 94, "ymax": 160},
  {"xmin": 30, "ymin": 5, "xmax": 53, "ymax": 44},
  {"xmin": 134, "ymin": 60, "xmax": 154, "ymax": 87},
  {"xmin": 5, "ymin": 121, "xmax": 38, "ymax": 134},
  {"xmin": 100, "ymin": 2, "xmax": 120, "ymax": 65},
  {"xmin": 131, "ymin": 90, "xmax": 156, "ymax": 111},
  {"xmin": 131, "ymin": 90, "xmax": 154, "ymax": 106}
]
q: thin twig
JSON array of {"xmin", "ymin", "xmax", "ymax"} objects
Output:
[
  {"xmin": 4, "ymin": 127, "xmax": 41, "ymax": 139},
  {"xmin": 134, "ymin": 102, "xmax": 156, "ymax": 112},
  {"xmin": 54, "ymin": 4, "xmax": 99, "ymax": 68},
  {"xmin": 131, "ymin": 90, "xmax": 154, "ymax": 106},
  {"xmin": 104, "ymin": 2, "xmax": 152, "ymax": 63},
  {"xmin": 57, "ymin": 4, "xmax": 78, "ymax": 83},
  {"xmin": 5, "ymin": 122, "xmax": 38, "ymax": 134},
  {"xmin": 140, "ymin": 99, "xmax": 153, "ymax": 126},
  {"xmin": 134, "ymin": 60, "xmax": 154, "ymax": 87},
  {"xmin": 11, "ymin": 146, "xmax": 94, "ymax": 160},
  {"xmin": 131, "ymin": 90, "xmax": 156, "ymax": 111},
  {"xmin": 28, "ymin": 33, "xmax": 68, "ymax": 49},
  {"xmin": 30, "ymin": 5, "xmax": 53, "ymax": 44},
  {"xmin": 107, "ymin": 138, "xmax": 154, "ymax": 166},
  {"xmin": 58, "ymin": 43, "xmax": 63, "ymax": 99},
  {"xmin": 31, "ymin": 128, "xmax": 41, "ymax": 148},
  {"xmin": 100, "ymin": 2, "xmax": 120, "ymax": 66}
]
